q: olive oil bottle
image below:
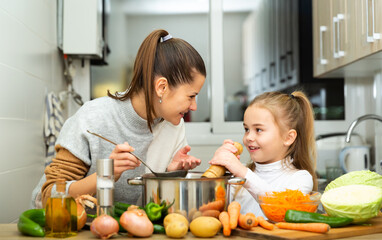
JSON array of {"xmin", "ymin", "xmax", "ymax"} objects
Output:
[{"xmin": 45, "ymin": 179, "xmax": 77, "ymax": 238}]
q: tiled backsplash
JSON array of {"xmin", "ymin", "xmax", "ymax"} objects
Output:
[{"xmin": 0, "ymin": 0, "xmax": 66, "ymax": 223}]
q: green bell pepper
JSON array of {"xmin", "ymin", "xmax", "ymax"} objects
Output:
[
  {"xmin": 17, "ymin": 209, "xmax": 46, "ymax": 237},
  {"xmin": 160, "ymin": 199, "xmax": 175, "ymax": 217},
  {"xmin": 144, "ymin": 202, "xmax": 164, "ymax": 222}
]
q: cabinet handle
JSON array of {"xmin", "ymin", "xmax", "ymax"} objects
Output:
[
  {"xmin": 319, "ymin": 26, "xmax": 328, "ymax": 65},
  {"xmin": 366, "ymin": 0, "xmax": 380, "ymax": 42},
  {"xmin": 337, "ymin": 14, "xmax": 345, "ymax": 58},
  {"xmin": 279, "ymin": 55, "xmax": 286, "ymax": 83},
  {"xmin": 269, "ymin": 62, "xmax": 276, "ymax": 87},
  {"xmin": 333, "ymin": 15, "xmax": 345, "ymax": 59},
  {"xmin": 261, "ymin": 68, "xmax": 267, "ymax": 91},
  {"xmin": 372, "ymin": 0, "xmax": 381, "ymax": 39}
]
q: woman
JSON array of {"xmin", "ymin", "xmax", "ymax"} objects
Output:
[{"xmin": 31, "ymin": 29, "xmax": 206, "ymax": 208}]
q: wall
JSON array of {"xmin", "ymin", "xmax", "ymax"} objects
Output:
[{"xmin": 0, "ymin": 0, "xmax": 66, "ymax": 223}]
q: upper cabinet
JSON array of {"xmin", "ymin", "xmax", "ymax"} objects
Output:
[
  {"xmin": 244, "ymin": 0, "xmax": 299, "ymax": 100},
  {"xmin": 313, "ymin": 0, "xmax": 382, "ymax": 78}
]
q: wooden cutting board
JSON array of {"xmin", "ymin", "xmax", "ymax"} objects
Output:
[{"xmin": 232, "ymin": 217, "xmax": 382, "ymax": 240}]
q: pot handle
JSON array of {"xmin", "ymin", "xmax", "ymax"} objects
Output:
[
  {"xmin": 127, "ymin": 176, "xmax": 143, "ymax": 185},
  {"xmin": 227, "ymin": 177, "xmax": 246, "ymax": 185}
]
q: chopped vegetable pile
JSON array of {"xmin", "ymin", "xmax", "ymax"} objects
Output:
[{"xmin": 258, "ymin": 189, "xmax": 319, "ymax": 222}]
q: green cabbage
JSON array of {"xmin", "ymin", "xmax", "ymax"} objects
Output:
[
  {"xmin": 325, "ymin": 170, "xmax": 382, "ymax": 192},
  {"xmin": 321, "ymin": 184, "xmax": 382, "ymax": 223}
]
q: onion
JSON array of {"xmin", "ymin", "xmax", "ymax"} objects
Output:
[
  {"xmin": 76, "ymin": 201, "xmax": 87, "ymax": 230},
  {"xmin": 90, "ymin": 215, "xmax": 119, "ymax": 239},
  {"xmin": 120, "ymin": 209, "xmax": 154, "ymax": 237}
]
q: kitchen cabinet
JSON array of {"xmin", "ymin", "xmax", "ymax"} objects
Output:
[
  {"xmin": 61, "ymin": 0, "xmax": 106, "ymax": 59},
  {"xmin": 313, "ymin": 0, "xmax": 382, "ymax": 78},
  {"xmin": 356, "ymin": 0, "xmax": 382, "ymax": 58},
  {"xmin": 243, "ymin": 0, "xmax": 299, "ymax": 100}
]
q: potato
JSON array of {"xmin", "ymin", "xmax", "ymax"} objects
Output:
[
  {"xmin": 190, "ymin": 216, "xmax": 222, "ymax": 237},
  {"xmin": 165, "ymin": 221, "xmax": 188, "ymax": 238},
  {"xmin": 164, "ymin": 213, "xmax": 189, "ymax": 229}
]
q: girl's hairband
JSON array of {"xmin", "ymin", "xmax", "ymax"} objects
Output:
[
  {"xmin": 289, "ymin": 93, "xmax": 295, "ymax": 99},
  {"xmin": 161, "ymin": 34, "xmax": 172, "ymax": 42}
]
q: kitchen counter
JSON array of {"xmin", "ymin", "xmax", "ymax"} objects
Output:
[{"xmin": 2, "ymin": 224, "xmax": 382, "ymax": 240}]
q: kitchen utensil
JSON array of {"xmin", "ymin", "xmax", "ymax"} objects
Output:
[
  {"xmin": 86, "ymin": 130, "xmax": 188, "ymax": 178},
  {"xmin": 128, "ymin": 172, "xmax": 245, "ymax": 221},
  {"xmin": 315, "ymin": 132, "xmax": 364, "ymax": 178},
  {"xmin": 339, "ymin": 145, "xmax": 371, "ymax": 173}
]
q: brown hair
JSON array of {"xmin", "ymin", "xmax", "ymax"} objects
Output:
[
  {"xmin": 246, "ymin": 91, "xmax": 317, "ymax": 191},
  {"xmin": 108, "ymin": 29, "xmax": 206, "ymax": 131}
]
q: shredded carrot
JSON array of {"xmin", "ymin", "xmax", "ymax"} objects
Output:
[{"xmin": 259, "ymin": 189, "xmax": 318, "ymax": 222}]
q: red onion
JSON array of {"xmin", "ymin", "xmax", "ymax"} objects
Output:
[{"xmin": 90, "ymin": 214, "xmax": 119, "ymax": 239}]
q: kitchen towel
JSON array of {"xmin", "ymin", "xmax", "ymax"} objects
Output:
[{"xmin": 44, "ymin": 92, "xmax": 64, "ymax": 165}]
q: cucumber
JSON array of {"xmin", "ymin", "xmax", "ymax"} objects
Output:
[{"xmin": 285, "ymin": 210, "xmax": 353, "ymax": 228}]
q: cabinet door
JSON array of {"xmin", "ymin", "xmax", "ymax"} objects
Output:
[
  {"xmin": 313, "ymin": 0, "xmax": 333, "ymax": 77},
  {"xmin": 356, "ymin": 0, "xmax": 382, "ymax": 58},
  {"xmin": 330, "ymin": 0, "xmax": 356, "ymax": 67},
  {"xmin": 267, "ymin": 0, "xmax": 278, "ymax": 91},
  {"xmin": 286, "ymin": 0, "xmax": 299, "ymax": 86},
  {"xmin": 277, "ymin": 0, "xmax": 288, "ymax": 88}
]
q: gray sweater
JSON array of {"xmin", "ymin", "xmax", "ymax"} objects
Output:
[{"xmin": 31, "ymin": 97, "xmax": 187, "ymax": 207}]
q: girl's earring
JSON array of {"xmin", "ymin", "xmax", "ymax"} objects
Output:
[{"xmin": 159, "ymin": 97, "xmax": 162, "ymax": 104}]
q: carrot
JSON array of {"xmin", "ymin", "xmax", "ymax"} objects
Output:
[
  {"xmin": 219, "ymin": 211, "xmax": 231, "ymax": 236},
  {"xmin": 227, "ymin": 201, "xmax": 241, "ymax": 229},
  {"xmin": 215, "ymin": 184, "xmax": 226, "ymax": 202},
  {"xmin": 259, "ymin": 189, "xmax": 318, "ymax": 222},
  {"xmin": 257, "ymin": 216, "xmax": 274, "ymax": 230},
  {"xmin": 199, "ymin": 199, "xmax": 225, "ymax": 212},
  {"xmin": 238, "ymin": 213, "xmax": 258, "ymax": 229},
  {"xmin": 275, "ymin": 222, "xmax": 330, "ymax": 233},
  {"xmin": 202, "ymin": 209, "xmax": 221, "ymax": 219}
]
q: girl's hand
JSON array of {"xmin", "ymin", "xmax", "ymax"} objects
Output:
[
  {"xmin": 167, "ymin": 145, "xmax": 201, "ymax": 171},
  {"xmin": 209, "ymin": 140, "xmax": 247, "ymax": 178},
  {"xmin": 109, "ymin": 142, "xmax": 141, "ymax": 182}
]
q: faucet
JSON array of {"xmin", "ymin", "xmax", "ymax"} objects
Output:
[{"xmin": 345, "ymin": 114, "xmax": 382, "ymax": 142}]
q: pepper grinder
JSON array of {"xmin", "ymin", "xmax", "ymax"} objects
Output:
[
  {"xmin": 202, "ymin": 142, "xmax": 243, "ymax": 178},
  {"xmin": 96, "ymin": 159, "xmax": 114, "ymax": 216}
]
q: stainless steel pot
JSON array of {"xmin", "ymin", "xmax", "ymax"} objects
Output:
[{"xmin": 128, "ymin": 172, "xmax": 245, "ymax": 221}]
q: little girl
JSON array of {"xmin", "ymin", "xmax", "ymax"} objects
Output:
[{"xmin": 209, "ymin": 91, "xmax": 317, "ymax": 217}]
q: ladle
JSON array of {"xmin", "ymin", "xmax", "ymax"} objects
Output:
[{"xmin": 87, "ymin": 130, "xmax": 188, "ymax": 178}]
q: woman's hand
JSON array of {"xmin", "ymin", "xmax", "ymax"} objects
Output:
[
  {"xmin": 109, "ymin": 142, "xmax": 141, "ymax": 182},
  {"xmin": 209, "ymin": 140, "xmax": 247, "ymax": 178},
  {"xmin": 167, "ymin": 145, "xmax": 201, "ymax": 171}
]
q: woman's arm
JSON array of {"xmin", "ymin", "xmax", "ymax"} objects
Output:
[{"xmin": 42, "ymin": 145, "xmax": 90, "ymax": 207}]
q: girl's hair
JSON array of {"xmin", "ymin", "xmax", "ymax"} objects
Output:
[
  {"xmin": 246, "ymin": 91, "xmax": 317, "ymax": 191},
  {"xmin": 108, "ymin": 29, "xmax": 206, "ymax": 131}
]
